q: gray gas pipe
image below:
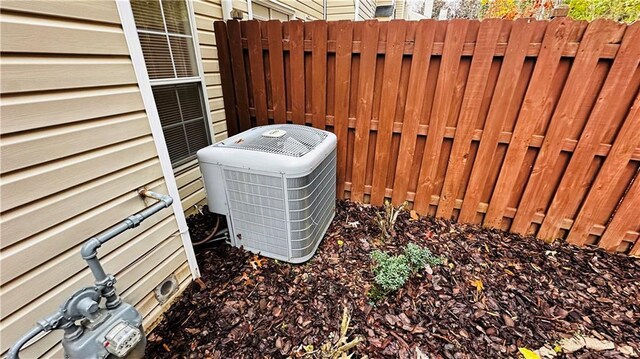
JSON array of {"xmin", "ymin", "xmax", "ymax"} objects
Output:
[{"xmin": 8, "ymin": 189, "xmax": 173, "ymax": 359}]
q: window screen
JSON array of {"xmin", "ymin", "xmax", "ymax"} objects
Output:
[
  {"xmin": 132, "ymin": 0, "xmax": 197, "ymax": 79},
  {"xmin": 153, "ymin": 84, "xmax": 209, "ymax": 165},
  {"xmin": 131, "ymin": 0, "xmax": 210, "ymax": 166}
]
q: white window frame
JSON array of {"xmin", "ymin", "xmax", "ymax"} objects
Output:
[
  {"xmin": 129, "ymin": 0, "xmax": 215, "ymax": 167},
  {"xmin": 117, "ymin": 0, "xmax": 204, "ymax": 279}
]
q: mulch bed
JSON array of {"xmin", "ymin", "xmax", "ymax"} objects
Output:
[{"xmin": 146, "ymin": 201, "xmax": 640, "ymax": 358}]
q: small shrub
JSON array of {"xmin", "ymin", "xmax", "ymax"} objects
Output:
[
  {"xmin": 369, "ymin": 244, "xmax": 443, "ymax": 301},
  {"xmin": 404, "ymin": 243, "xmax": 443, "ymax": 271},
  {"xmin": 370, "ymin": 250, "xmax": 411, "ymax": 292}
]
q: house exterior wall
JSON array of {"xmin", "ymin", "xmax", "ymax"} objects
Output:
[
  {"xmin": 0, "ymin": 1, "xmax": 192, "ymax": 357},
  {"xmin": 229, "ymin": 0, "xmax": 324, "ymax": 20},
  {"xmin": 327, "ymin": 0, "xmax": 356, "ymax": 20},
  {"xmin": 327, "ymin": 0, "xmax": 376, "ymax": 21},
  {"xmin": 359, "ymin": 0, "xmax": 377, "ymax": 19}
]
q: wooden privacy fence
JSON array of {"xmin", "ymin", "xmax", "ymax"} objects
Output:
[{"xmin": 213, "ymin": 18, "xmax": 640, "ymax": 254}]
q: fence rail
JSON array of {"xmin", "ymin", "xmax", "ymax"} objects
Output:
[{"xmin": 214, "ymin": 18, "xmax": 640, "ymax": 254}]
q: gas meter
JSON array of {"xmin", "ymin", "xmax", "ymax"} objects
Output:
[{"xmin": 8, "ymin": 190, "xmax": 172, "ymax": 359}]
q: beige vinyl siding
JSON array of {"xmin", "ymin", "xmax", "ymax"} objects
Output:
[
  {"xmin": 359, "ymin": 0, "xmax": 376, "ymax": 19},
  {"xmin": 281, "ymin": 0, "xmax": 323, "ymax": 19},
  {"xmin": 327, "ymin": 0, "xmax": 356, "ymax": 20},
  {"xmin": 327, "ymin": 0, "xmax": 377, "ymax": 21},
  {"xmin": 395, "ymin": 0, "xmax": 407, "ymax": 19},
  {"xmin": 230, "ymin": 1, "xmax": 323, "ymax": 20},
  {"xmin": 0, "ymin": 1, "xmax": 191, "ymax": 357}
]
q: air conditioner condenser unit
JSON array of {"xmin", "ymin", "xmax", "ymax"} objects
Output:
[{"xmin": 197, "ymin": 124, "xmax": 337, "ymax": 263}]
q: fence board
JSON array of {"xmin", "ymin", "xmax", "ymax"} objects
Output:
[
  {"xmin": 414, "ymin": 20, "xmax": 469, "ymax": 214},
  {"xmin": 267, "ymin": 20, "xmax": 286, "ymax": 124},
  {"xmin": 311, "ymin": 21, "xmax": 328, "ymax": 129},
  {"xmin": 484, "ymin": 19, "xmax": 574, "ymax": 228},
  {"xmin": 566, "ymin": 95, "xmax": 640, "ymax": 245},
  {"xmin": 598, "ymin": 172, "xmax": 640, "ymax": 252},
  {"xmin": 334, "ymin": 21, "xmax": 353, "ymax": 199},
  {"xmin": 289, "ymin": 20, "xmax": 305, "ymax": 125},
  {"xmin": 246, "ymin": 20, "xmax": 268, "ymax": 126},
  {"xmin": 459, "ymin": 19, "xmax": 537, "ymax": 224},
  {"xmin": 226, "ymin": 20, "xmax": 251, "ymax": 132},
  {"xmin": 214, "ymin": 19, "xmax": 640, "ymax": 254},
  {"xmin": 511, "ymin": 20, "xmax": 626, "ymax": 234},
  {"xmin": 538, "ymin": 22, "xmax": 640, "ymax": 241},
  {"xmin": 437, "ymin": 20, "xmax": 502, "ymax": 219},
  {"xmin": 213, "ymin": 21, "xmax": 238, "ymax": 135},
  {"xmin": 392, "ymin": 20, "xmax": 437, "ymax": 206},
  {"xmin": 371, "ymin": 21, "xmax": 406, "ymax": 206},
  {"xmin": 351, "ymin": 20, "xmax": 379, "ymax": 202}
]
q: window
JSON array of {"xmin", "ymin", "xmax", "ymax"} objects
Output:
[{"xmin": 131, "ymin": 0, "xmax": 209, "ymax": 166}]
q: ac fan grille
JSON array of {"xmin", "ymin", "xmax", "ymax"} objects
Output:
[{"xmin": 221, "ymin": 124, "xmax": 328, "ymax": 157}]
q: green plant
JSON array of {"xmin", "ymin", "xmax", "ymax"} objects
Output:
[
  {"xmin": 369, "ymin": 244, "xmax": 444, "ymax": 301},
  {"xmin": 374, "ymin": 200, "xmax": 408, "ymax": 240},
  {"xmin": 404, "ymin": 243, "xmax": 443, "ymax": 270},
  {"xmin": 566, "ymin": 0, "xmax": 640, "ymax": 23},
  {"xmin": 370, "ymin": 250, "xmax": 411, "ymax": 292}
]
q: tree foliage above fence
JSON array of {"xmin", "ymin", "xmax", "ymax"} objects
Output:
[
  {"xmin": 214, "ymin": 18, "xmax": 640, "ymax": 254},
  {"xmin": 567, "ymin": 0, "xmax": 640, "ymax": 23}
]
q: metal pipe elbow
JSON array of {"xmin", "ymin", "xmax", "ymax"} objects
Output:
[
  {"xmin": 80, "ymin": 237, "xmax": 102, "ymax": 260},
  {"xmin": 138, "ymin": 188, "xmax": 173, "ymax": 207},
  {"xmin": 7, "ymin": 326, "xmax": 44, "ymax": 359}
]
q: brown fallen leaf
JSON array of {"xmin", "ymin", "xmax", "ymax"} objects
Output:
[
  {"xmin": 273, "ymin": 306, "xmax": 282, "ymax": 317},
  {"xmin": 502, "ymin": 314, "xmax": 515, "ymax": 327}
]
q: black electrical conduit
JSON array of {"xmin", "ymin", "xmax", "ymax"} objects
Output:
[{"xmin": 7, "ymin": 189, "xmax": 173, "ymax": 359}]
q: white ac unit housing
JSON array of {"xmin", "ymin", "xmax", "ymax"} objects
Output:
[{"xmin": 197, "ymin": 124, "xmax": 337, "ymax": 263}]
